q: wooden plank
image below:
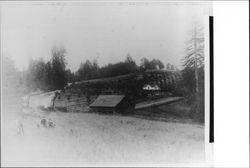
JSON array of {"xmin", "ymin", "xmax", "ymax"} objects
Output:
[{"xmin": 135, "ymin": 97, "xmax": 184, "ymax": 110}]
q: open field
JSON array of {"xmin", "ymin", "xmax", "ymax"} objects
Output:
[
  {"xmin": 2, "ymin": 112, "xmax": 205, "ymax": 166},
  {"xmin": 2, "ymin": 91, "xmax": 205, "ymax": 167}
]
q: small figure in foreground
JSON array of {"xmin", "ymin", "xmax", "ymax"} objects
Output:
[
  {"xmin": 16, "ymin": 119, "xmax": 24, "ymax": 135},
  {"xmin": 40, "ymin": 118, "xmax": 56, "ymax": 128}
]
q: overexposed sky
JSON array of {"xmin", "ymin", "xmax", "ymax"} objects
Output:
[{"xmin": 1, "ymin": 1, "xmax": 211, "ymax": 72}]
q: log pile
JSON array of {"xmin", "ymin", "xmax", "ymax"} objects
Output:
[{"xmin": 54, "ymin": 92, "xmax": 97, "ymax": 112}]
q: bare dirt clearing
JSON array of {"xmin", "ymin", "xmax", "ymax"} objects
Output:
[
  {"xmin": 2, "ymin": 110, "xmax": 205, "ymax": 167},
  {"xmin": 2, "ymin": 92, "xmax": 205, "ymax": 167}
]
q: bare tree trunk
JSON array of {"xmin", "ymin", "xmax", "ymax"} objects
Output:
[{"xmin": 194, "ymin": 25, "xmax": 200, "ymax": 115}]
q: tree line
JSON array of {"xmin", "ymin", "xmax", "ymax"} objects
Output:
[
  {"xmin": 23, "ymin": 46, "xmax": 70, "ymax": 91},
  {"xmin": 75, "ymin": 53, "xmax": 168, "ymax": 81},
  {"xmin": 21, "ymin": 48, "xmax": 170, "ymax": 92}
]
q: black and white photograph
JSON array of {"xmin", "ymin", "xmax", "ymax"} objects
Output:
[{"xmin": 1, "ymin": 1, "xmax": 213, "ymax": 167}]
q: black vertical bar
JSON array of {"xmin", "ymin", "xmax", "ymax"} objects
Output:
[{"xmin": 209, "ymin": 16, "xmax": 214, "ymax": 143}]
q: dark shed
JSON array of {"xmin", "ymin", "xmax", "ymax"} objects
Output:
[{"xmin": 89, "ymin": 95, "xmax": 134, "ymax": 114}]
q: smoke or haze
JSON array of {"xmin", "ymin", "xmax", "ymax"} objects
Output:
[{"xmin": 1, "ymin": 1, "xmax": 211, "ymax": 72}]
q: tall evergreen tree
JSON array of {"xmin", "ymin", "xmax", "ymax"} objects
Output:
[{"xmin": 182, "ymin": 23, "xmax": 205, "ymax": 121}]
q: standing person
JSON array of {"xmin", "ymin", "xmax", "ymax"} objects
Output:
[
  {"xmin": 52, "ymin": 91, "xmax": 59, "ymax": 110},
  {"xmin": 16, "ymin": 119, "xmax": 24, "ymax": 135}
]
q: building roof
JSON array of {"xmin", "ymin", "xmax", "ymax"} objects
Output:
[
  {"xmin": 143, "ymin": 84, "xmax": 160, "ymax": 90},
  {"xmin": 90, "ymin": 95, "xmax": 125, "ymax": 108}
]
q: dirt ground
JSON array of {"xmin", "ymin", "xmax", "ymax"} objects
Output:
[{"xmin": 1, "ymin": 92, "xmax": 205, "ymax": 167}]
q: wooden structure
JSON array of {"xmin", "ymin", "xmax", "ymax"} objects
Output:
[
  {"xmin": 89, "ymin": 95, "xmax": 134, "ymax": 114},
  {"xmin": 69, "ymin": 70, "xmax": 182, "ymax": 98},
  {"xmin": 27, "ymin": 70, "xmax": 182, "ymax": 113},
  {"xmin": 53, "ymin": 89, "xmax": 97, "ymax": 112},
  {"xmin": 135, "ymin": 96, "xmax": 184, "ymax": 110},
  {"xmin": 142, "ymin": 84, "xmax": 162, "ymax": 98}
]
